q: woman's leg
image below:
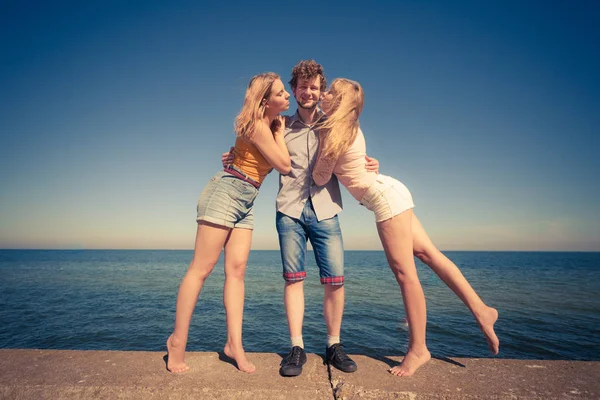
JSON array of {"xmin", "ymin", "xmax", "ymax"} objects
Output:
[
  {"xmin": 411, "ymin": 214, "xmax": 499, "ymax": 354},
  {"xmin": 377, "ymin": 209, "xmax": 430, "ymax": 376},
  {"xmin": 222, "ymin": 227, "xmax": 256, "ymax": 373},
  {"xmin": 167, "ymin": 221, "xmax": 231, "ymax": 373}
]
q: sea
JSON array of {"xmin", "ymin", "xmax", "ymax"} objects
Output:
[{"xmin": 1, "ymin": 250, "xmax": 599, "ymax": 361}]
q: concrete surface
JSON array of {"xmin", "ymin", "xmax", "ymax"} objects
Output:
[{"xmin": 0, "ymin": 349, "xmax": 598, "ymax": 399}]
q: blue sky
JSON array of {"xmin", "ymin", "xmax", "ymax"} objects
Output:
[{"xmin": 1, "ymin": 1, "xmax": 598, "ymax": 251}]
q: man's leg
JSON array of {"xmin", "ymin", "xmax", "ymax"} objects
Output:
[
  {"xmin": 276, "ymin": 211, "xmax": 309, "ymax": 376},
  {"xmin": 285, "ymin": 281, "xmax": 305, "ymax": 342},
  {"xmin": 308, "ymin": 209, "xmax": 357, "ymax": 373},
  {"xmin": 324, "ymin": 285, "xmax": 344, "ymax": 341}
]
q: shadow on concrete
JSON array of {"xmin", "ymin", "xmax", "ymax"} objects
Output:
[
  {"xmin": 364, "ymin": 353, "xmax": 466, "ymax": 369},
  {"xmin": 217, "ymin": 351, "xmax": 239, "ymax": 370},
  {"xmin": 432, "ymin": 355, "xmax": 466, "ymax": 368}
]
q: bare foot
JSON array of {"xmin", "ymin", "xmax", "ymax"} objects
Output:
[
  {"xmin": 476, "ymin": 306, "xmax": 500, "ymax": 355},
  {"xmin": 224, "ymin": 342, "xmax": 256, "ymax": 373},
  {"xmin": 389, "ymin": 347, "xmax": 431, "ymax": 377},
  {"xmin": 166, "ymin": 334, "xmax": 190, "ymax": 373}
]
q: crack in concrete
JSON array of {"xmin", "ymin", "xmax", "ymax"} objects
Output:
[{"xmin": 327, "ymin": 363, "xmax": 347, "ymax": 400}]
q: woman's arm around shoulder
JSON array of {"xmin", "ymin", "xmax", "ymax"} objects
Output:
[{"xmin": 249, "ymin": 116, "xmax": 291, "ymax": 174}]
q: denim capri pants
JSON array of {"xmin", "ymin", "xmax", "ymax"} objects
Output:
[
  {"xmin": 276, "ymin": 199, "xmax": 345, "ymax": 285},
  {"xmin": 197, "ymin": 171, "xmax": 259, "ymax": 229}
]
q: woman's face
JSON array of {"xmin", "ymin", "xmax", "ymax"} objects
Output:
[
  {"xmin": 265, "ymin": 79, "xmax": 290, "ymax": 114},
  {"xmin": 320, "ymin": 87, "xmax": 335, "ymax": 115}
]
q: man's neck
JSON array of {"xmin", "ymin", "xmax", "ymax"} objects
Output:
[{"xmin": 297, "ymin": 107, "xmax": 320, "ymax": 125}]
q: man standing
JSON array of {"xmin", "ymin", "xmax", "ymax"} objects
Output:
[{"xmin": 277, "ymin": 60, "xmax": 380, "ymax": 377}]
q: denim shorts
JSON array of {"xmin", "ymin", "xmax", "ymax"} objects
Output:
[
  {"xmin": 276, "ymin": 199, "xmax": 344, "ymax": 285},
  {"xmin": 196, "ymin": 171, "xmax": 259, "ymax": 229},
  {"xmin": 360, "ymin": 174, "xmax": 415, "ymax": 222}
]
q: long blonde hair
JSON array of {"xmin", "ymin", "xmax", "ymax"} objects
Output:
[
  {"xmin": 234, "ymin": 72, "xmax": 280, "ymax": 140},
  {"xmin": 318, "ymin": 78, "xmax": 364, "ymax": 160}
]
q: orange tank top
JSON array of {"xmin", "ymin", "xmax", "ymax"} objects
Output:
[{"xmin": 231, "ymin": 137, "xmax": 272, "ymax": 184}]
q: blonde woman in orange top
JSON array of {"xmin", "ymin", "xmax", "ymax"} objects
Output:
[
  {"xmin": 166, "ymin": 72, "xmax": 291, "ymax": 373},
  {"xmin": 313, "ymin": 78, "xmax": 498, "ymax": 377}
]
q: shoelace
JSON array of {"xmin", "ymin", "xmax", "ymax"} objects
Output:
[
  {"xmin": 289, "ymin": 347, "xmax": 302, "ymax": 365},
  {"xmin": 332, "ymin": 344, "xmax": 351, "ymax": 361}
]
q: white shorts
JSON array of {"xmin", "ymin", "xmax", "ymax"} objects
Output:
[{"xmin": 360, "ymin": 174, "xmax": 415, "ymax": 223}]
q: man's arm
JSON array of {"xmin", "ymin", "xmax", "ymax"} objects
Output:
[
  {"xmin": 365, "ymin": 155, "xmax": 379, "ymax": 174},
  {"xmin": 221, "ymin": 147, "xmax": 234, "ymax": 168}
]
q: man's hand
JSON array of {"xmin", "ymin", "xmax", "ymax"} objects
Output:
[
  {"xmin": 365, "ymin": 155, "xmax": 379, "ymax": 174},
  {"xmin": 221, "ymin": 146, "xmax": 234, "ymax": 168}
]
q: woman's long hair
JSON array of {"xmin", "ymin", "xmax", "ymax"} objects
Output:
[
  {"xmin": 234, "ymin": 72, "xmax": 279, "ymax": 140},
  {"xmin": 318, "ymin": 78, "xmax": 364, "ymax": 160}
]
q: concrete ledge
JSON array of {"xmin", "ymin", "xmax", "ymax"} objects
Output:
[{"xmin": 0, "ymin": 349, "xmax": 598, "ymax": 399}]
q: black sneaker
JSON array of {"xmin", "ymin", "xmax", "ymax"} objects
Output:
[
  {"xmin": 325, "ymin": 343, "xmax": 357, "ymax": 373},
  {"xmin": 279, "ymin": 346, "xmax": 307, "ymax": 377}
]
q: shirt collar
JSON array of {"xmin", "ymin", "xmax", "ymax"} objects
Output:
[{"xmin": 289, "ymin": 109, "xmax": 326, "ymax": 128}]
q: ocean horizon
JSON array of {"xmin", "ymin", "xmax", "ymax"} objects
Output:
[
  {"xmin": 1, "ymin": 249, "xmax": 599, "ymax": 361},
  {"xmin": 3, "ymin": 248, "xmax": 598, "ymax": 252}
]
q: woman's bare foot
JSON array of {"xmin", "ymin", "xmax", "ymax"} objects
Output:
[
  {"xmin": 389, "ymin": 347, "xmax": 431, "ymax": 377},
  {"xmin": 166, "ymin": 334, "xmax": 190, "ymax": 373},
  {"xmin": 476, "ymin": 306, "xmax": 500, "ymax": 355},
  {"xmin": 224, "ymin": 342, "xmax": 256, "ymax": 373}
]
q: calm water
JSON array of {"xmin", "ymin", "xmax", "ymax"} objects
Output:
[{"xmin": 1, "ymin": 250, "xmax": 599, "ymax": 360}]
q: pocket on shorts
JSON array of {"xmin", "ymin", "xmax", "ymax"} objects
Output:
[
  {"xmin": 223, "ymin": 177, "xmax": 258, "ymax": 209},
  {"xmin": 198, "ymin": 174, "xmax": 220, "ymax": 201},
  {"xmin": 390, "ymin": 179, "xmax": 413, "ymax": 204},
  {"xmin": 360, "ymin": 178, "xmax": 387, "ymax": 209}
]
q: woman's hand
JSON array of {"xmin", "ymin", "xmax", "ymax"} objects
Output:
[
  {"xmin": 252, "ymin": 118, "xmax": 291, "ymax": 174},
  {"xmin": 272, "ymin": 115, "xmax": 287, "ymax": 138}
]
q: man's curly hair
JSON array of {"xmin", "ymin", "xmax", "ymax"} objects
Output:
[{"xmin": 288, "ymin": 60, "xmax": 327, "ymax": 91}]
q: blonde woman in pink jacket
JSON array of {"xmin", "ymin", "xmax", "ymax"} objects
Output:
[{"xmin": 313, "ymin": 78, "xmax": 499, "ymax": 377}]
